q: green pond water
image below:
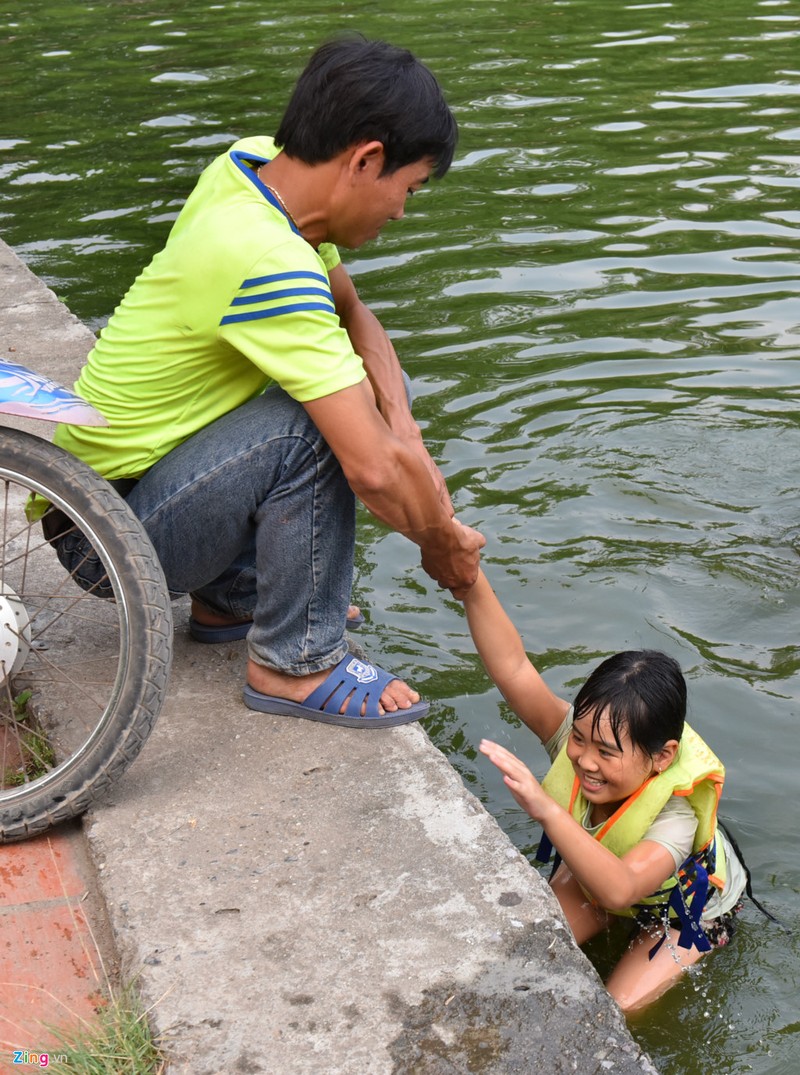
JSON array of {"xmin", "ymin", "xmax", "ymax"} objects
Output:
[{"xmin": 2, "ymin": 2, "xmax": 799, "ymax": 1071}]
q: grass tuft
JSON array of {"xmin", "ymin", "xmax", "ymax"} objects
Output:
[{"xmin": 47, "ymin": 984, "xmax": 166, "ymax": 1075}]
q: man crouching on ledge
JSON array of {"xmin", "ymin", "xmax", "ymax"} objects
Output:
[{"xmin": 54, "ymin": 33, "xmax": 485, "ymax": 728}]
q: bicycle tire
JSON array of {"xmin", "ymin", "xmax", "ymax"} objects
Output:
[{"xmin": 0, "ymin": 427, "xmax": 172, "ymax": 842}]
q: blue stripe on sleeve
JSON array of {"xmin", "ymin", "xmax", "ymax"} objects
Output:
[
  {"xmin": 231, "ymin": 286, "xmax": 333, "ymax": 307},
  {"xmin": 241, "ymin": 270, "xmax": 330, "ymax": 289},
  {"xmin": 220, "ymin": 302, "xmax": 337, "ymax": 326}
]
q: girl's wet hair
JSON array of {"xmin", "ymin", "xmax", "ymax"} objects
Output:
[
  {"xmin": 275, "ymin": 34, "xmax": 458, "ymax": 178},
  {"xmin": 573, "ymin": 650, "xmax": 686, "ymax": 756}
]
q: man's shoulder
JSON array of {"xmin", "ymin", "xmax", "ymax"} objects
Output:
[
  {"xmin": 228, "ymin": 134, "xmax": 279, "ymax": 161},
  {"xmin": 178, "ymin": 139, "xmax": 314, "ymax": 270}
]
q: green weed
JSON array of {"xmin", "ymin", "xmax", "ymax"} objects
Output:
[
  {"xmin": 47, "ymin": 984, "xmax": 166, "ymax": 1075},
  {"xmin": 2, "ymin": 689, "xmax": 55, "ymax": 786}
]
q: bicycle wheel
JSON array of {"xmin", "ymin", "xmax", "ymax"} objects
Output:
[{"xmin": 0, "ymin": 427, "xmax": 172, "ymax": 842}]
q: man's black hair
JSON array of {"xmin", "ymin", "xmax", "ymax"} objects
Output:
[
  {"xmin": 275, "ymin": 34, "xmax": 458, "ymax": 178},
  {"xmin": 573, "ymin": 650, "xmax": 686, "ymax": 757}
]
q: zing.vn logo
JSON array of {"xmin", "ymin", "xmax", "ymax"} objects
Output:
[{"xmin": 12, "ymin": 1051, "xmax": 66, "ymax": 1069}]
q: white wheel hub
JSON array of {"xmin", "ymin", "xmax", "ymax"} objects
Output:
[{"xmin": 0, "ymin": 587, "xmax": 32, "ymax": 682}]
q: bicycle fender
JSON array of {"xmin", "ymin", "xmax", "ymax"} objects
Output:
[{"xmin": 0, "ymin": 360, "xmax": 107, "ymax": 426}]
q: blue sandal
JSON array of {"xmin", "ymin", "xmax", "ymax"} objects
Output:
[{"xmin": 242, "ymin": 654, "xmax": 428, "ymax": 728}]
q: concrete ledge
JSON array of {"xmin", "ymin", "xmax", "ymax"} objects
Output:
[{"xmin": 0, "ymin": 236, "xmax": 657, "ymax": 1074}]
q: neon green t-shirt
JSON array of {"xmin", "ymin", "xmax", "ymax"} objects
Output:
[{"xmin": 55, "ymin": 136, "xmax": 366, "ymax": 479}]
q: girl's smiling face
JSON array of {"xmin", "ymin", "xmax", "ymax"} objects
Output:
[{"xmin": 566, "ymin": 708, "xmax": 659, "ymax": 820}]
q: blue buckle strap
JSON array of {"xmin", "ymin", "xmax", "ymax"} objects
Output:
[
  {"xmin": 535, "ymin": 832, "xmax": 553, "ymax": 864},
  {"xmin": 538, "ymin": 833, "xmax": 717, "ymax": 959},
  {"xmin": 672, "ymin": 856, "xmax": 713, "ymax": 953},
  {"xmin": 534, "ymin": 832, "xmax": 563, "ymax": 880},
  {"xmin": 647, "ymin": 849, "xmax": 713, "ymax": 959}
]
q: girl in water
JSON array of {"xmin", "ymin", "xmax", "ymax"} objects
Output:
[{"xmin": 463, "ymin": 569, "xmax": 747, "ymax": 1011}]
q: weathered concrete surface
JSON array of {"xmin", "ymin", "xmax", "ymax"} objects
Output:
[{"xmin": 0, "ymin": 236, "xmax": 657, "ymax": 1074}]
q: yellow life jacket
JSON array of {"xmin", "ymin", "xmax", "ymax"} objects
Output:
[{"xmin": 539, "ymin": 723, "xmax": 727, "ymax": 947}]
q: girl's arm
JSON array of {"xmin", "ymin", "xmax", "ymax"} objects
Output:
[
  {"xmin": 463, "ymin": 568, "xmax": 569, "ymax": 743},
  {"xmin": 480, "ymin": 740, "xmax": 677, "ymax": 911}
]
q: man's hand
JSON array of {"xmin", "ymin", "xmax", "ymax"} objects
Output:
[{"xmin": 421, "ymin": 517, "xmax": 485, "ymax": 598}]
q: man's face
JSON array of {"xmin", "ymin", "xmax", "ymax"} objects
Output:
[{"xmin": 331, "ymin": 154, "xmax": 435, "ymax": 249}]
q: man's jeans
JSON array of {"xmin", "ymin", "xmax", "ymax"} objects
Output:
[{"xmin": 58, "ymin": 385, "xmax": 355, "ymax": 676}]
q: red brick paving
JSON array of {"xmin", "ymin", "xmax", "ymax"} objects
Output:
[{"xmin": 0, "ymin": 828, "xmax": 105, "ymax": 1063}]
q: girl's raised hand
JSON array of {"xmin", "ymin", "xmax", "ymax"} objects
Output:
[{"xmin": 479, "ymin": 739, "xmax": 550, "ymax": 821}]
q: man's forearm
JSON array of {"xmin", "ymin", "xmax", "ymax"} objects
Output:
[
  {"xmin": 305, "ymin": 384, "xmax": 482, "ymax": 593},
  {"xmin": 333, "ymin": 263, "xmax": 455, "ymax": 514},
  {"xmin": 335, "ymin": 280, "xmax": 407, "ymax": 414},
  {"xmin": 346, "ymin": 302, "xmax": 455, "ymax": 514},
  {"xmin": 349, "ymin": 436, "xmax": 455, "ymax": 549}
]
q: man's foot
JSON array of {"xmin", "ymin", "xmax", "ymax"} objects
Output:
[{"xmin": 246, "ymin": 658, "xmax": 421, "ymax": 716}]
